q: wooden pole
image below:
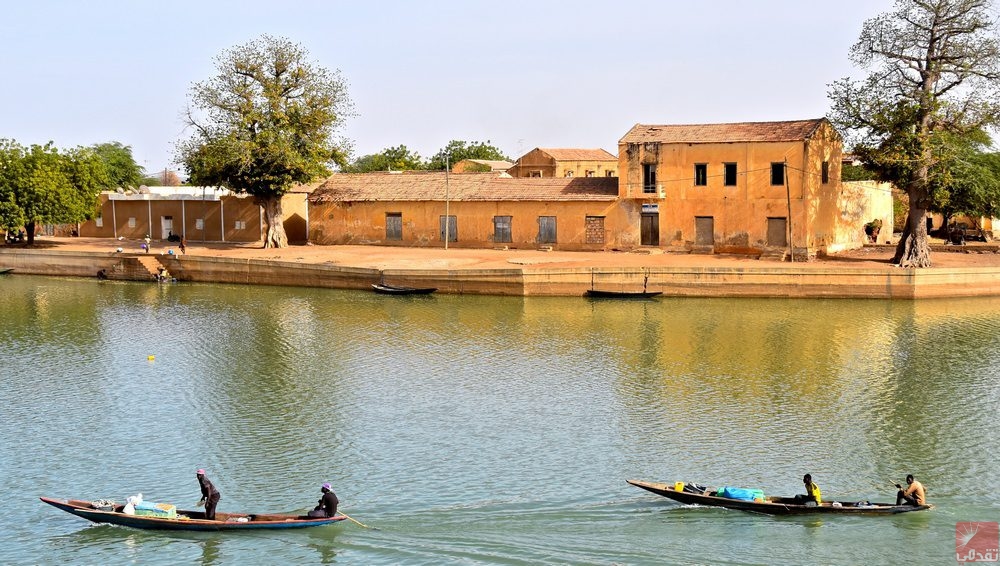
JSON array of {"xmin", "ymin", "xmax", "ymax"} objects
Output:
[{"xmin": 784, "ymin": 160, "xmax": 794, "ymax": 262}]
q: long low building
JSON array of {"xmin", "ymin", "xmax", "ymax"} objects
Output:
[
  {"xmin": 73, "ymin": 186, "xmax": 310, "ymax": 243},
  {"xmin": 308, "ymin": 172, "xmax": 631, "ymax": 251}
]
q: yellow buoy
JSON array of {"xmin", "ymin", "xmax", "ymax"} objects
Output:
[{"xmin": 147, "ymin": 355, "xmax": 155, "ymax": 361}]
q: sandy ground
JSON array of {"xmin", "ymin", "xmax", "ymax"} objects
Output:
[{"xmin": 10, "ymin": 236, "xmax": 1000, "ymax": 271}]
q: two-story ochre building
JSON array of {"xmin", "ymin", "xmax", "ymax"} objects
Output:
[{"xmin": 618, "ymin": 118, "xmax": 867, "ymax": 257}]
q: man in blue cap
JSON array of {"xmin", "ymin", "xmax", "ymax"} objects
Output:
[{"xmin": 308, "ymin": 483, "xmax": 339, "ymax": 518}]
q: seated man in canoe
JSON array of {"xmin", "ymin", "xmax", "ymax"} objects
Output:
[
  {"xmin": 793, "ymin": 474, "xmax": 822, "ymax": 506},
  {"xmin": 308, "ymin": 483, "xmax": 339, "ymax": 518},
  {"xmin": 895, "ymin": 474, "xmax": 926, "ymax": 506}
]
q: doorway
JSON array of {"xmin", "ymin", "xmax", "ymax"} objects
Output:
[
  {"xmin": 640, "ymin": 213, "xmax": 659, "ymax": 246},
  {"xmin": 767, "ymin": 217, "xmax": 787, "ymax": 247},
  {"xmin": 695, "ymin": 216, "xmax": 714, "ymax": 246},
  {"xmin": 160, "ymin": 216, "xmax": 174, "ymax": 240}
]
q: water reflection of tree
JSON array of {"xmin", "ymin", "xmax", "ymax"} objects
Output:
[
  {"xmin": 190, "ymin": 285, "xmax": 355, "ymax": 502},
  {"xmin": 609, "ymin": 297, "xmax": 928, "ymax": 489},
  {"xmin": 878, "ymin": 298, "xmax": 1000, "ymax": 491}
]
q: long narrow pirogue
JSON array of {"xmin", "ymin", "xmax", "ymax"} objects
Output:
[
  {"xmin": 627, "ymin": 480, "xmax": 934, "ymax": 516},
  {"xmin": 40, "ymin": 497, "xmax": 346, "ymax": 531}
]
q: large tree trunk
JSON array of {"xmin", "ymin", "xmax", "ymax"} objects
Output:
[
  {"xmin": 261, "ymin": 196, "xmax": 288, "ymax": 248},
  {"xmin": 893, "ymin": 122, "xmax": 933, "ymax": 268},
  {"xmin": 892, "ymin": 189, "xmax": 931, "ymax": 268},
  {"xmin": 25, "ymin": 221, "xmax": 36, "ymax": 246}
]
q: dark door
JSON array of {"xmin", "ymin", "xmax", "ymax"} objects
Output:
[
  {"xmin": 695, "ymin": 216, "xmax": 714, "ymax": 246},
  {"xmin": 493, "ymin": 216, "xmax": 512, "ymax": 243},
  {"xmin": 386, "ymin": 213, "xmax": 402, "ymax": 241},
  {"xmin": 439, "ymin": 215, "xmax": 457, "ymax": 242},
  {"xmin": 767, "ymin": 217, "xmax": 787, "ymax": 247},
  {"xmin": 640, "ymin": 213, "xmax": 659, "ymax": 246},
  {"xmin": 538, "ymin": 216, "xmax": 557, "ymax": 244}
]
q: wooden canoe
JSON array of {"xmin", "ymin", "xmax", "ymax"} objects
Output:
[
  {"xmin": 372, "ymin": 283, "xmax": 437, "ymax": 295},
  {"xmin": 586, "ymin": 289, "xmax": 662, "ymax": 298},
  {"xmin": 0, "ymin": 268, "xmax": 13, "ymax": 274},
  {"xmin": 626, "ymin": 480, "xmax": 933, "ymax": 516},
  {"xmin": 40, "ymin": 497, "xmax": 346, "ymax": 531}
]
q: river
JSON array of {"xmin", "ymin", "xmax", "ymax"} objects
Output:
[{"xmin": 1, "ymin": 275, "xmax": 997, "ymax": 565}]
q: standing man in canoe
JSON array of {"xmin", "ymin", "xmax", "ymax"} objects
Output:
[
  {"xmin": 308, "ymin": 483, "xmax": 339, "ymax": 518},
  {"xmin": 196, "ymin": 469, "xmax": 221, "ymax": 520},
  {"xmin": 895, "ymin": 474, "xmax": 926, "ymax": 506}
]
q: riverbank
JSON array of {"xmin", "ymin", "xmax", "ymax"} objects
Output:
[{"xmin": 3, "ymin": 236, "xmax": 1000, "ymax": 298}]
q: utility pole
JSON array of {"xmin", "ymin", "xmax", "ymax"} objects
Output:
[
  {"xmin": 444, "ymin": 153, "xmax": 450, "ymax": 250},
  {"xmin": 784, "ymin": 160, "xmax": 794, "ymax": 262}
]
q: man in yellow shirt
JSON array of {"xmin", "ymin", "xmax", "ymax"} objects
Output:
[
  {"xmin": 895, "ymin": 474, "xmax": 926, "ymax": 506},
  {"xmin": 803, "ymin": 474, "xmax": 822, "ymax": 505},
  {"xmin": 794, "ymin": 474, "xmax": 822, "ymax": 506}
]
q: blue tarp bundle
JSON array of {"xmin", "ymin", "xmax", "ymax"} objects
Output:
[{"xmin": 717, "ymin": 487, "xmax": 765, "ymax": 501}]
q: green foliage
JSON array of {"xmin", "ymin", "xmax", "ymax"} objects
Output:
[
  {"xmin": 427, "ymin": 140, "xmax": 509, "ymax": 171},
  {"xmin": 177, "ymin": 35, "xmax": 353, "ymax": 247},
  {"xmin": 935, "ymin": 147, "xmax": 1000, "ymax": 220},
  {"xmin": 841, "ymin": 163, "xmax": 875, "ymax": 181},
  {"xmin": 344, "ymin": 145, "xmax": 424, "ymax": 173},
  {"xmin": 827, "ymin": 0, "xmax": 1000, "ymax": 266},
  {"xmin": 0, "ymin": 139, "xmax": 112, "ymax": 240},
  {"xmin": 90, "ymin": 142, "xmax": 144, "ymax": 190}
]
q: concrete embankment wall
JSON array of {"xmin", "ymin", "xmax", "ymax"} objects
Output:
[{"xmin": 3, "ymin": 248, "xmax": 1000, "ymax": 299}]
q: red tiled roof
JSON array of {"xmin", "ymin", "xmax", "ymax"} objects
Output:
[
  {"xmin": 310, "ymin": 172, "xmax": 618, "ymax": 203},
  {"xmin": 619, "ymin": 119, "xmax": 831, "ymax": 144},
  {"xmin": 537, "ymin": 148, "xmax": 617, "ymax": 161}
]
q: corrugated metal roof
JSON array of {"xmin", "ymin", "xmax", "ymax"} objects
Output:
[
  {"xmin": 310, "ymin": 172, "xmax": 618, "ymax": 203},
  {"xmin": 619, "ymin": 119, "xmax": 830, "ymax": 144}
]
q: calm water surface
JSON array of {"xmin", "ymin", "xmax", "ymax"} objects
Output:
[{"xmin": 1, "ymin": 275, "xmax": 998, "ymax": 565}]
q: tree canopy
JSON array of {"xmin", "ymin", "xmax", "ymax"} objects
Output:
[
  {"xmin": 177, "ymin": 35, "xmax": 354, "ymax": 248},
  {"xmin": 0, "ymin": 140, "xmax": 127, "ymax": 244},
  {"xmin": 828, "ymin": 0, "xmax": 1000, "ymax": 267},
  {"xmin": 344, "ymin": 145, "xmax": 424, "ymax": 173},
  {"xmin": 932, "ymin": 135, "xmax": 1000, "ymax": 225},
  {"xmin": 426, "ymin": 140, "xmax": 510, "ymax": 170},
  {"xmin": 90, "ymin": 142, "xmax": 144, "ymax": 190}
]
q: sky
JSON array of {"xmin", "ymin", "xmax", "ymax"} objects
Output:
[{"xmin": 0, "ymin": 0, "xmax": 896, "ymax": 174}]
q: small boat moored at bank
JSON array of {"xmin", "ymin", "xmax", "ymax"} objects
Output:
[
  {"xmin": 585, "ymin": 289, "xmax": 662, "ymax": 298},
  {"xmin": 40, "ymin": 497, "xmax": 346, "ymax": 531},
  {"xmin": 372, "ymin": 283, "xmax": 437, "ymax": 295},
  {"xmin": 586, "ymin": 271, "xmax": 660, "ymax": 298},
  {"xmin": 627, "ymin": 480, "xmax": 933, "ymax": 515}
]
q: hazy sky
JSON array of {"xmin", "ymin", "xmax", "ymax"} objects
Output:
[{"xmin": 1, "ymin": 0, "xmax": 895, "ymax": 173}]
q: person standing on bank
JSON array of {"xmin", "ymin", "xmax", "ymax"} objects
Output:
[
  {"xmin": 895, "ymin": 474, "xmax": 926, "ymax": 506},
  {"xmin": 308, "ymin": 483, "xmax": 339, "ymax": 518},
  {"xmin": 197, "ymin": 469, "xmax": 221, "ymax": 520}
]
